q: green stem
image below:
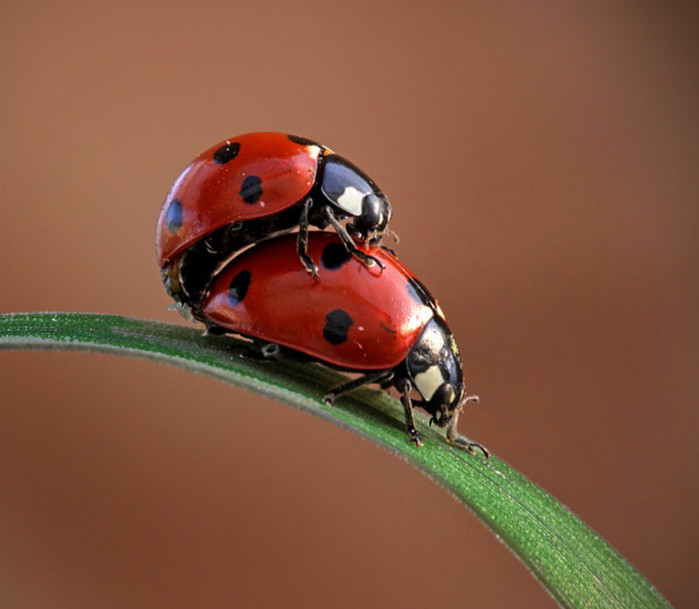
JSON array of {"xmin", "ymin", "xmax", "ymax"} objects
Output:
[{"xmin": 0, "ymin": 312, "xmax": 672, "ymax": 609}]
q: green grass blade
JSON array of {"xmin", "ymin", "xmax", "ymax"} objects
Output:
[{"xmin": 0, "ymin": 312, "xmax": 672, "ymax": 609}]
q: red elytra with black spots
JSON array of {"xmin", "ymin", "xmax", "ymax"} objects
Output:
[
  {"xmin": 200, "ymin": 231, "xmax": 486, "ymax": 452},
  {"xmin": 155, "ymin": 132, "xmax": 392, "ymax": 316},
  {"xmin": 203, "ymin": 232, "xmax": 438, "ymax": 369},
  {"xmin": 156, "ymin": 133, "xmax": 318, "ymax": 266}
]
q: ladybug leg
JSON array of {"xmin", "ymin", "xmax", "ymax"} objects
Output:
[
  {"xmin": 227, "ymin": 340, "xmax": 281, "ymax": 362},
  {"xmin": 260, "ymin": 342, "xmax": 281, "ymax": 359},
  {"xmin": 323, "ymin": 370, "xmax": 393, "ymax": 405},
  {"xmin": 379, "ymin": 377, "xmax": 394, "ymax": 389},
  {"xmin": 297, "ymin": 198, "xmax": 319, "ymax": 277},
  {"xmin": 395, "ymin": 378, "xmax": 423, "ymax": 447},
  {"xmin": 445, "ymin": 397, "xmax": 489, "ymax": 457},
  {"xmin": 446, "ymin": 417, "xmax": 489, "ymax": 457},
  {"xmin": 321, "ymin": 207, "xmax": 385, "ymax": 271}
]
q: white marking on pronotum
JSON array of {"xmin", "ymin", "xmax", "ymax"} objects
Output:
[
  {"xmin": 414, "ymin": 365, "xmax": 444, "ymax": 401},
  {"xmin": 336, "ymin": 186, "xmax": 365, "ymax": 216}
]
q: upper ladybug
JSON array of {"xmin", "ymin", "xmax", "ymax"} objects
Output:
[{"xmin": 155, "ymin": 132, "xmax": 392, "ymax": 317}]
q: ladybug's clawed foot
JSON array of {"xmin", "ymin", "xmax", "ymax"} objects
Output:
[
  {"xmin": 396, "ymin": 378, "xmax": 424, "ymax": 448},
  {"xmin": 299, "ymin": 252, "xmax": 319, "ymax": 277},
  {"xmin": 446, "ymin": 423, "xmax": 489, "ymax": 457},
  {"xmin": 442, "ymin": 395, "xmax": 488, "ymax": 456},
  {"xmin": 229, "ymin": 341, "xmax": 280, "ymax": 363},
  {"xmin": 348, "ymin": 248, "xmax": 385, "ymax": 272},
  {"xmin": 261, "ymin": 343, "xmax": 281, "ymax": 359},
  {"xmin": 409, "ymin": 430, "xmax": 423, "ymax": 447},
  {"xmin": 445, "ymin": 408, "xmax": 489, "ymax": 456},
  {"xmin": 449, "ymin": 436, "xmax": 489, "ymax": 458},
  {"xmin": 342, "ymin": 243, "xmax": 385, "ymax": 273},
  {"xmin": 365, "ymin": 252, "xmax": 386, "ymax": 271},
  {"xmin": 322, "ymin": 392, "xmax": 336, "ymax": 406}
]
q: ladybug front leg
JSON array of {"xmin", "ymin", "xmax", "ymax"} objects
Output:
[
  {"xmin": 395, "ymin": 378, "xmax": 423, "ymax": 447},
  {"xmin": 445, "ymin": 396, "xmax": 489, "ymax": 457},
  {"xmin": 297, "ymin": 198, "xmax": 319, "ymax": 277},
  {"xmin": 446, "ymin": 415, "xmax": 489, "ymax": 457},
  {"xmin": 323, "ymin": 370, "xmax": 393, "ymax": 405},
  {"xmin": 321, "ymin": 206, "xmax": 385, "ymax": 271}
]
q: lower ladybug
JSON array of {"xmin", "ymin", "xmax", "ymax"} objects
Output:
[
  {"xmin": 155, "ymin": 132, "xmax": 392, "ymax": 319},
  {"xmin": 200, "ymin": 231, "xmax": 486, "ymax": 454}
]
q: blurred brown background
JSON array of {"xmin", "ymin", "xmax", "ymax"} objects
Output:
[{"xmin": 0, "ymin": 1, "xmax": 696, "ymax": 608}]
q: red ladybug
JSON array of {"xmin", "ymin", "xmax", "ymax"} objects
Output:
[
  {"xmin": 200, "ymin": 231, "xmax": 486, "ymax": 454},
  {"xmin": 155, "ymin": 132, "xmax": 392, "ymax": 318}
]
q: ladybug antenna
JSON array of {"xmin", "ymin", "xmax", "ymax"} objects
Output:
[{"xmin": 383, "ymin": 228, "xmax": 400, "ymax": 247}]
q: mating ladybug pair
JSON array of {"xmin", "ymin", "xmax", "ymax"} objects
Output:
[{"xmin": 155, "ymin": 132, "xmax": 486, "ymax": 455}]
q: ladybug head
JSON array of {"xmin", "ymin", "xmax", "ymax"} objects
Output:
[
  {"xmin": 348, "ymin": 191, "xmax": 392, "ymax": 245},
  {"xmin": 405, "ymin": 318, "xmax": 465, "ymax": 428}
]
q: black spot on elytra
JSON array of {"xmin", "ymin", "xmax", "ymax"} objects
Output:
[
  {"xmin": 288, "ymin": 134, "xmax": 320, "ymax": 147},
  {"xmin": 321, "ymin": 242, "xmax": 351, "ymax": 270},
  {"xmin": 228, "ymin": 270, "xmax": 251, "ymax": 306},
  {"xmin": 240, "ymin": 175, "xmax": 262, "ymax": 204},
  {"xmin": 323, "ymin": 309, "xmax": 354, "ymax": 345},
  {"xmin": 165, "ymin": 199, "xmax": 183, "ymax": 234},
  {"xmin": 213, "ymin": 142, "xmax": 240, "ymax": 164}
]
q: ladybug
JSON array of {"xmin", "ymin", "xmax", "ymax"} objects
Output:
[
  {"xmin": 155, "ymin": 132, "xmax": 392, "ymax": 318},
  {"xmin": 200, "ymin": 231, "xmax": 486, "ymax": 454}
]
